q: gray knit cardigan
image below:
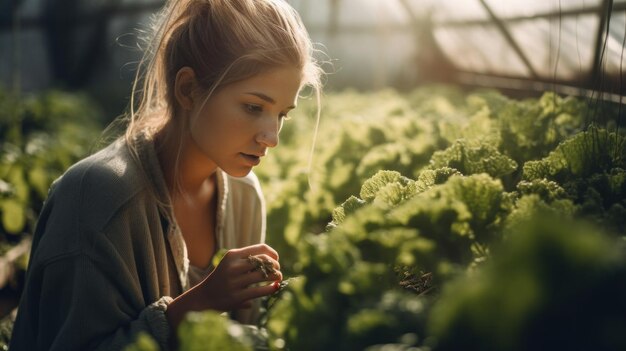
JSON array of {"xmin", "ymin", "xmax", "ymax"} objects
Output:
[{"xmin": 9, "ymin": 134, "xmax": 266, "ymax": 350}]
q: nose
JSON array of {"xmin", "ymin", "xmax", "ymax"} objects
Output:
[{"xmin": 256, "ymin": 120, "xmax": 279, "ymax": 148}]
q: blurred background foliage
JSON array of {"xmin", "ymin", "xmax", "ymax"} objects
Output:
[{"xmin": 0, "ymin": 88, "xmax": 103, "ymax": 237}]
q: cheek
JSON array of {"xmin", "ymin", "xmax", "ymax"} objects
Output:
[
  {"xmin": 188, "ymin": 113, "xmax": 221, "ymax": 154},
  {"xmin": 188, "ymin": 109, "xmax": 253, "ymax": 149},
  {"xmin": 189, "ymin": 114, "xmax": 210, "ymax": 140}
]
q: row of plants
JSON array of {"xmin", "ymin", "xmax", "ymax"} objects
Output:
[
  {"xmin": 2, "ymin": 86, "xmax": 624, "ymax": 350},
  {"xmin": 129, "ymin": 87, "xmax": 625, "ymax": 350}
]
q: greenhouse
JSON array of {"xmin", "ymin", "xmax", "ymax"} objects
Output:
[{"xmin": 1, "ymin": 0, "xmax": 625, "ymax": 350}]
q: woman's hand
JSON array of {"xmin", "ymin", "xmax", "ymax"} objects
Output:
[
  {"xmin": 165, "ymin": 244, "xmax": 282, "ymax": 335},
  {"xmin": 198, "ymin": 243, "xmax": 283, "ymax": 311}
]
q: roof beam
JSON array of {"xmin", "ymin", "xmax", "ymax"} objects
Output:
[
  {"xmin": 396, "ymin": 0, "xmax": 420, "ymax": 29},
  {"xmin": 439, "ymin": 2, "xmax": 626, "ymax": 27},
  {"xmin": 457, "ymin": 71, "xmax": 626, "ymax": 103},
  {"xmin": 590, "ymin": 0, "xmax": 613, "ymax": 85},
  {"xmin": 328, "ymin": 0, "xmax": 341, "ymax": 37},
  {"xmin": 478, "ymin": 0, "xmax": 539, "ymax": 79}
]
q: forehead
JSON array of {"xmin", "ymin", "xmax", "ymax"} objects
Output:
[{"xmin": 230, "ymin": 67, "xmax": 303, "ymax": 99}]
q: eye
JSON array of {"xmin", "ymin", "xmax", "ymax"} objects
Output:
[{"xmin": 244, "ymin": 103, "xmax": 263, "ymax": 115}]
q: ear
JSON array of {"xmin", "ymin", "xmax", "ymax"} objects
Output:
[{"xmin": 174, "ymin": 66, "xmax": 197, "ymax": 111}]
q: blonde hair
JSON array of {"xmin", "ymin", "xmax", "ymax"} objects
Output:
[{"xmin": 119, "ymin": 0, "xmax": 323, "ymax": 197}]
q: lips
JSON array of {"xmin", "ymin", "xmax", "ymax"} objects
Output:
[{"xmin": 240, "ymin": 153, "xmax": 261, "ymax": 166}]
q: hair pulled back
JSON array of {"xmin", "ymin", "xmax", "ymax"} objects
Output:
[{"xmin": 126, "ymin": 0, "xmax": 323, "ymax": 142}]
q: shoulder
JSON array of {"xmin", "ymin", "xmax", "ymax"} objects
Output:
[
  {"xmin": 50, "ymin": 138, "xmax": 149, "ymax": 231},
  {"xmin": 226, "ymin": 171, "xmax": 264, "ymax": 203},
  {"xmin": 224, "ymin": 171, "xmax": 266, "ymax": 217},
  {"xmin": 228, "ymin": 171, "xmax": 262, "ymax": 191},
  {"xmin": 29, "ymin": 138, "xmax": 165, "ymax": 266}
]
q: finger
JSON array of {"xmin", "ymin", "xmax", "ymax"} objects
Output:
[
  {"xmin": 237, "ymin": 282, "xmax": 281, "ymax": 301},
  {"xmin": 223, "ymin": 258, "xmax": 257, "ymax": 275},
  {"xmin": 229, "ymin": 244, "xmax": 279, "ymax": 261},
  {"xmin": 227, "ymin": 255, "xmax": 280, "ymax": 276},
  {"xmin": 254, "ymin": 254, "xmax": 281, "ymax": 271},
  {"xmin": 233, "ymin": 269, "xmax": 283, "ymax": 288}
]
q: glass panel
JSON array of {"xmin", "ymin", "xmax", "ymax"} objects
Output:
[
  {"xmin": 430, "ymin": 0, "xmax": 489, "ymax": 22},
  {"xmin": 109, "ymin": 13, "xmax": 154, "ymax": 78},
  {"xmin": 507, "ymin": 15, "xmax": 599, "ymax": 79},
  {"xmin": 603, "ymin": 12, "xmax": 626, "ymax": 75},
  {"xmin": 486, "ymin": 0, "xmax": 602, "ymax": 19},
  {"xmin": 118, "ymin": 0, "xmax": 162, "ymax": 4},
  {"xmin": 434, "ymin": 25, "xmax": 530, "ymax": 76},
  {"xmin": 0, "ymin": 30, "xmax": 52, "ymax": 91},
  {"xmin": 315, "ymin": 30, "xmax": 417, "ymax": 89},
  {"xmin": 16, "ymin": 0, "xmax": 41, "ymax": 17},
  {"xmin": 337, "ymin": 0, "xmax": 409, "ymax": 26},
  {"xmin": 289, "ymin": 0, "xmax": 419, "ymax": 89},
  {"xmin": 289, "ymin": 0, "xmax": 410, "ymax": 28},
  {"xmin": 289, "ymin": 0, "xmax": 331, "ymax": 27}
]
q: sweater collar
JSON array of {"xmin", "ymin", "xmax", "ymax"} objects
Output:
[
  {"xmin": 132, "ymin": 132, "xmax": 228, "ymax": 230},
  {"xmin": 130, "ymin": 133, "xmax": 229, "ymax": 290}
]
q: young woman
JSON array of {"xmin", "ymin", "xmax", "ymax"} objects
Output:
[{"xmin": 9, "ymin": 0, "xmax": 322, "ymax": 349}]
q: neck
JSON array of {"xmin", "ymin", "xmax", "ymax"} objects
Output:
[{"xmin": 155, "ymin": 122, "xmax": 218, "ymax": 197}]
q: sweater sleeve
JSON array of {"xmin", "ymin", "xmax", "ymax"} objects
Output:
[
  {"xmin": 10, "ymin": 157, "xmax": 176, "ymax": 351},
  {"xmin": 9, "ymin": 253, "xmax": 174, "ymax": 351}
]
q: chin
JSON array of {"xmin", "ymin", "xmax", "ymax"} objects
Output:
[{"xmin": 223, "ymin": 167, "xmax": 253, "ymax": 178}]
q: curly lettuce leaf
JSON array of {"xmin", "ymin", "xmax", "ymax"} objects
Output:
[
  {"xmin": 523, "ymin": 127, "xmax": 626, "ymax": 181},
  {"xmin": 428, "ymin": 139, "xmax": 518, "ymax": 179}
]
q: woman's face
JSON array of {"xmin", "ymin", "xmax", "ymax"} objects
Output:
[{"xmin": 188, "ymin": 66, "xmax": 303, "ymax": 177}]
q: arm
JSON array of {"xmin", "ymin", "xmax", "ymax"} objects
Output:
[
  {"xmin": 10, "ymin": 253, "xmax": 174, "ymax": 351},
  {"xmin": 165, "ymin": 244, "xmax": 282, "ymax": 348}
]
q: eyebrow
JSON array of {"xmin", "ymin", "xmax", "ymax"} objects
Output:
[{"xmin": 245, "ymin": 92, "xmax": 296, "ymax": 110}]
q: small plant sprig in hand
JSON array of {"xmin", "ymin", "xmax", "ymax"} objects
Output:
[
  {"xmin": 249, "ymin": 253, "xmax": 294, "ymax": 335},
  {"xmin": 247, "ymin": 254, "xmax": 276, "ymax": 279}
]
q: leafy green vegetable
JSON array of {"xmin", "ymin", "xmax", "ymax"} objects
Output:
[
  {"xmin": 255, "ymin": 88, "xmax": 624, "ymax": 351},
  {"xmin": 178, "ymin": 311, "xmax": 253, "ymax": 351},
  {"xmin": 516, "ymin": 178, "xmax": 567, "ymax": 202},
  {"xmin": 522, "ymin": 128, "xmax": 626, "ymax": 231},
  {"xmin": 123, "ymin": 333, "xmax": 160, "ymax": 351},
  {"xmin": 430, "ymin": 216, "xmax": 626, "ymax": 351},
  {"xmin": 428, "ymin": 139, "xmax": 518, "ymax": 179},
  {"xmin": 5, "ymin": 87, "xmax": 624, "ymax": 351},
  {"xmin": 523, "ymin": 127, "xmax": 625, "ymax": 181},
  {"xmin": 0, "ymin": 88, "xmax": 102, "ymax": 236}
]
